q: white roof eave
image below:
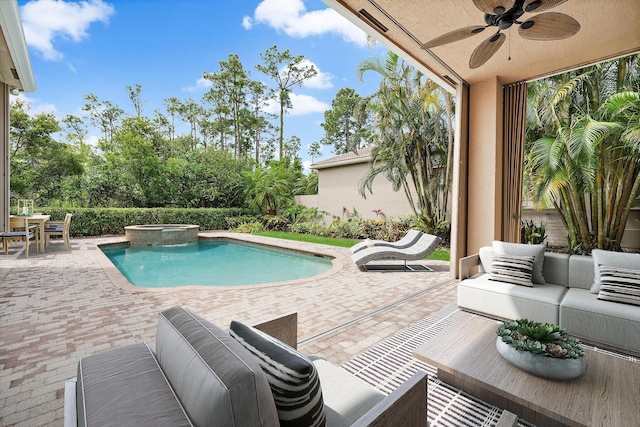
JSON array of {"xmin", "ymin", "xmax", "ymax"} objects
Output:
[{"xmin": 0, "ymin": 0, "xmax": 36, "ymax": 93}]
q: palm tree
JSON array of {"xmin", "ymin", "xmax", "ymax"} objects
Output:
[
  {"xmin": 243, "ymin": 163, "xmax": 292, "ymax": 215},
  {"xmin": 526, "ymin": 55, "xmax": 640, "ymax": 252},
  {"xmin": 356, "ymin": 52, "xmax": 454, "ymax": 229}
]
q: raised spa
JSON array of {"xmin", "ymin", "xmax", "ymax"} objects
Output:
[{"xmin": 125, "ymin": 224, "xmax": 199, "ymax": 246}]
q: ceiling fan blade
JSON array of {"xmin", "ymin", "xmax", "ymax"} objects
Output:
[
  {"xmin": 422, "ymin": 26, "xmax": 486, "ymax": 49},
  {"xmin": 519, "ymin": 12, "xmax": 580, "ymax": 40},
  {"xmin": 472, "ymin": 0, "xmax": 515, "ymax": 15},
  {"xmin": 523, "ymin": 0, "xmax": 567, "ymax": 13},
  {"xmin": 469, "ymin": 33, "xmax": 505, "ymax": 69}
]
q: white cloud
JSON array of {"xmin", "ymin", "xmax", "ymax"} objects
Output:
[
  {"xmin": 13, "ymin": 94, "xmax": 58, "ymax": 116},
  {"xmin": 242, "ymin": 16, "xmax": 253, "ymax": 30},
  {"xmin": 298, "ymin": 59, "xmax": 333, "ymax": 89},
  {"xmin": 21, "ymin": 0, "xmax": 115, "ymax": 61},
  {"xmin": 247, "ymin": 0, "xmax": 368, "ymax": 47},
  {"xmin": 183, "ymin": 77, "xmax": 212, "ymax": 93},
  {"xmin": 263, "ymin": 92, "xmax": 329, "ymax": 116}
]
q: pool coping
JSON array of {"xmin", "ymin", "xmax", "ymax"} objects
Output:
[{"xmin": 93, "ymin": 232, "xmax": 344, "ymax": 292}]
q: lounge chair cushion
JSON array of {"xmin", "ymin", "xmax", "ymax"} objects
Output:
[
  {"xmin": 156, "ymin": 306, "xmax": 279, "ymax": 427},
  {"xmin": 493, "ymin": 241, "xmax": 546, "ymax": 284},
  {"xmin": 76, "ymin": 343, "xmax": 192, "ymax": 427},
  {"xmin": 230, "ymin": 320, "xmax": 326, "ymax": 427},
  {"xmin": 308, "ymin": 356, "xmax": 385, "ymax": 427},
  {"xmin": 590, "ymin": 249, "xmax": 640, "ymax": 293}
]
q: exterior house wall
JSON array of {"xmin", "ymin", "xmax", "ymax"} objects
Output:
[{"xmin": 315, "ymin": 161, "xmax": 415, "ymax": 221}]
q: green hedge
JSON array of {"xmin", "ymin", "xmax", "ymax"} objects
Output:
[{"xmin": 41, "ymin": 207, "xmax": 252, "ymax": 237}]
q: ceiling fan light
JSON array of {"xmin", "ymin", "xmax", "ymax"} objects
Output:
[
  {"xmin": 520, "ymin": 20, "xmax": 535, "ymax": 29},
  {"xmin": 525, "ymin": 0, "xmax": 542, "ymax": 12}
]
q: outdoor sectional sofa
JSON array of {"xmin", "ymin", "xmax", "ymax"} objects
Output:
[
  {"xmin": 64, "ymin": 306, "xmax": 427, "ymax": 427},
  {"xmin": 458, "ymin": 242, "xmax": 640, "ymax": 356}
]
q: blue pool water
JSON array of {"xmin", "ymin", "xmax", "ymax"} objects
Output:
[{"xmin": 101, "ymin": 239, "xmax": 333, "ymax": 288}]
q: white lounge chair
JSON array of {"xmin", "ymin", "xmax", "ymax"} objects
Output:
[
  {"xmin": 352, "ymin": 233, "xmax": 441, "ymax": 271},
  {"xmin": 350, "ymin": 229, "xmax": 424, "ymax": 253}
]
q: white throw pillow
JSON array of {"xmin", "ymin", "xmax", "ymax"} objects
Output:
[
  {"xmin": 493, "ymin": 241, "xmax": 546, "ymax": 284},
  {"xmin": 591, "ymin": 249, "xmax": 640, "ymax": 294}
]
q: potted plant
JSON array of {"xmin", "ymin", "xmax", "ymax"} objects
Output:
[{"xmin": 495, "ymin": 319, "xmax": 585, "ymax": 380}]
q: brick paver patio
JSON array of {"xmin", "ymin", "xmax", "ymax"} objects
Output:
[{"xmin": 0, "ymin": 232, "xmax": 457, "ymax": 426}]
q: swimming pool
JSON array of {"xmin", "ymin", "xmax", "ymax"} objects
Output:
[{"xmin": 100, "ymin": 239, "xmax": 333, "ymax": 288}]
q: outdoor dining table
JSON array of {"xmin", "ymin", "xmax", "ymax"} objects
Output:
[{"xmin": 10, "ymin": 214, "xmax": 50, "ymax": 253}]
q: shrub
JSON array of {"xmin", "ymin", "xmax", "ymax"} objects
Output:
[
  {"xmin": 521, "ymin": 220, "xmax": 547, "ymax": 244},
  {"xmin": 235, "ymin": 222, "xmax": 264, "ymax": 234},
  {"xmin": 40, "ymin": 207, "xmax": 252, "ymax": 237}
]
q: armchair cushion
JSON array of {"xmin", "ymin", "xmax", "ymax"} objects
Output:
[
  {"xmin": 76, "ymin": 343, "xmax": 192, "ymax": 427},
  {"xmin": 308, "ymin": 356, "xmax": 385, "ymax": 427},
  {"xmin": 156, "ymin": 306, "xmax": 278, "ymax": 427},
  {"xmin": 230, "ymin": 320, "xmax": 326, "ymax": 427}
]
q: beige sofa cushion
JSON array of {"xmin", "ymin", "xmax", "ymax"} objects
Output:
[
  {"xmin": 560, "ymin": 288, "xmax": 640, "ymax": 354},
  {"xmin": 458, "ymin": 274, "xmax": 567, "ymax": 324}
]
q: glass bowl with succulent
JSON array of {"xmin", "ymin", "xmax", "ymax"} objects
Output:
[{"xmin": 495, "ymin": 319, "xmax": 585, "ymax": 380}]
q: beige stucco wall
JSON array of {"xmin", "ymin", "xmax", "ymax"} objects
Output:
[
  {"xmin": 466, "ymin": 77, "xmax": 504, "ymax": 254},
  {"xmin": 311, "ymin": 162, "xmax": 415, "ymax": 221},
  {"xmin": 523, "ymin": 208, "xmax": 640, "ymax": 252}
]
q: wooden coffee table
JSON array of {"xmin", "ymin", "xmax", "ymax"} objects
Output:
[{"xmin": 413, "ymin": 313, "xmax": 640, "ymax": 427}]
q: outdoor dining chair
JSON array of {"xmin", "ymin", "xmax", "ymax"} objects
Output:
[
  {"xmin": 1, "ymin": 216, "xmax": 38, "ymax": 258},
  {"xmin": 44, "ymin": 213, "xmax": 72, "ymax": 249}
]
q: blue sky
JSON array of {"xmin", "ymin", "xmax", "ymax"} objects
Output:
[{"xmin": 15, "ymin": 0, "xmax": 387, "ymax": 169}]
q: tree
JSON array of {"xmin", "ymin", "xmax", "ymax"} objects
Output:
[
  {"xmin": 243, "ymin": 163, "xmax": 293, "ymax": 215},
  {"xmin": 308, "ymin": 141, "xmax": 322, "ymax": 162},
  {"xmin": 256, "ymin": 45, "xmax": 317, "ymax": 159},
  {"xmin": 320, "ymin": 87, "xmax": 367, "ymax": 154},
  {"xmin": 203, "ymin": 54, "xmax": 250, "ymax": 158},
  {"xmin": 526, "ymin": 55, "xmax": 640, "ymax": 252},
  {"xmin": 246, "ymin": 80, "xmax": 274, "ymax": 164},
  {"xmin": 356, "ymin": 52, "xmax": 454, "ymax": 228},
  {"xmin": 126, "ymin": 84, "xmax": 144, "ymax": 118},
  {"xmin": 9, "ymin": 100, "xmax": 83, "ymax": 204},
  {"xmin": 82, "ymin": 93, "xmax": 123, "ymax": 142}
]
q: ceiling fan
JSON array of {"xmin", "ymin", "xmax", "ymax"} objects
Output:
[{"xmin": 422, "ymin": 0, "xmax": 580, "ymax": 69}]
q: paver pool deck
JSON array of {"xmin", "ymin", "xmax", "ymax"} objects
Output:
[{"xmin": 0, "ymin": 232, "xmax": 457, "ymax": 426}]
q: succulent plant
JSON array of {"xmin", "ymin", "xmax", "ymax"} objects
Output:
[{"xmin": 496, "ymin": 318, "xmax": 584, "ymax": 359}]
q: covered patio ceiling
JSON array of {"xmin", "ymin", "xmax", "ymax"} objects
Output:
[{"xmin": 324, "ymin": 0, "xmax": 640, "ymax": 89}]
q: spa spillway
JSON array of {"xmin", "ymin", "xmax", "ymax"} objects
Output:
[{"xmin": 125, "ymin": 224, "xmax": 199, "ymax": 246}]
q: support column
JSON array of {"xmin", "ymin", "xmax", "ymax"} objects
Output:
[
  {"xmin": 0, "ymin": 83, "xmax": 9, "ymax": 232},
  {"xmin": 450, "ymin": 83, "xmax": 469, "ymax": 278},
  {"xmin": 466, "ymin": 77, "xmax": 504, "ymax": 254}
]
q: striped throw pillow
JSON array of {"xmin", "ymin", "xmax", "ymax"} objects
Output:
[
  {"xmin": 489, "ymin": 253, "xmax": 535, "ymax": 287},
  {"xmin": 230, "ymin": 321, "xmax": 326, "ymax": 427},
  {"xmin": 597, "ymin": 265, "xmax": 640, "ymax": 306}
]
